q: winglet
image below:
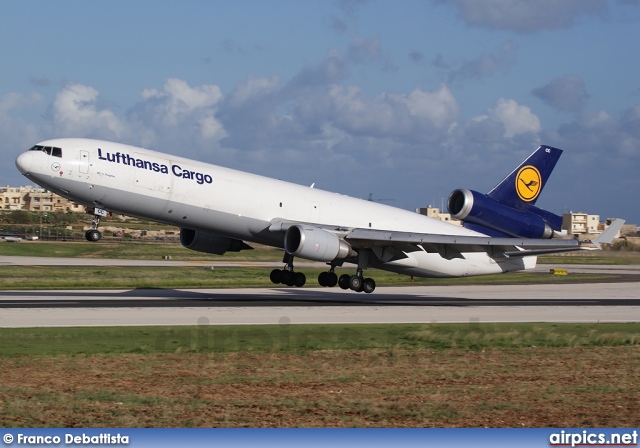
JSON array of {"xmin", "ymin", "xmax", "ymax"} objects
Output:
[{"xmin": 588, "ymin": 219, "xmax": 625, "ymax": 250}]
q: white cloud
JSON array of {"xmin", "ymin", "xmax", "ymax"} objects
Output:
[
  {"xmin": 0, "ymin": 91, "xmax": 43, "ymax": 113},
  {"xmin": 448, "ymin": 0, "xmax": 608, "ymax": 33},
  {"xmin": 581, "ymin": 109, "xmax": 614, "ymax": 129},
  {"xmin": 129, "ymin": 78, "xmax": 226, "ymax": 148},
  {"xmin": 391, "ymin": 84, "xmax": 459, "ymax": 128},
  {"xmin": 0, "ymin": 91, "xmax": 43, "ymax": 149},
  {"xmin": 51, "ymin": 83, "xmax": 126, "ymax": 139},
  {"xmin": 444, "ymin": 41, "xmax": 517, "ymax": 82},
  {"xmin": 532, "ymin": 75, "xmax": 590, "ymax": 112},
  {"xmin": 318, "ymin": 84, "xmax": 459, "ymax": 142},
  {"xmin": 546, "ymin": 109, "xmax": 637, "ymax": 159},
  {"xmin": 473, "ymin": 98, "xmax": 541, "ymax": 139},
  {"xmin": 347, "ymin": 35, "xmax": 382, "ymax": 64},
  {"xmin": 140, "ymin": 78, "xmax": 223, "ymax": 129},
  {"xmin": 198, "ymin": 115, "xmax": 226, "ymax": 140},
  {"xmin": 227, "ymin": 75, "xmax": 280, "ymax": 107}
]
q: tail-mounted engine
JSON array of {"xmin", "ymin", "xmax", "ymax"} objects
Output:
[
  {"xmin": 447, "ymin": 189, "xmax": 558, "ymax": 239},
  {"xmin": 284, "ymin": 224, "xmax": 355, "ymax": 262},
  {"xmin": 180, "ymin": 228, "xmax": 252, "ymax": 255}
]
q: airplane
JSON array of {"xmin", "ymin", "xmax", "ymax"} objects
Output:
[{"xmin": 15, "ymin": 139, "xmax": 623, "ymax": 293}]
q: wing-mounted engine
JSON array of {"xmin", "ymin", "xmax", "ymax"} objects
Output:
[
  {"xmin": 180, "ymin": 228, "xmax": 252, "ymax": 255},
  {"xmin": 447, "ymin": 188, "xmax": 559, "ymax": 239},
  {"xmin": 284, "ymin": 224, "xmax": 355, "ymax": 262}
]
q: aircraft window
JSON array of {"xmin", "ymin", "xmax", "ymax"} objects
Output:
[{"xmin": 26, "ymin": 145, "xmax": 61, "ymax": 157}]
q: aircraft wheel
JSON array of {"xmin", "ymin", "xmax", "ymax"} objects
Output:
[
  {"xmin": 338, "ymin": 274, "xmax": 350, "ymax": 290},
  {"xmin": 285, "ymin": 277, "xmax": 295, "ymax": 287},
  {"xmin": 280, "ymin": 270, "xmax": 293, "ymax": 285},
  {"xmin": 362, "ymin": 278, "xmax": 376, "ymax": 294},
  {"xmin": 85, "ymin": 229, "xmax": 102, "ymax": 242},
  {"xmin": 270, "ymin": 269, "xmax": 283, "ymax": 284},
  {"xmin": 318, "ymin": 271, "xmax": 328, "ymax": 287},
  {"xmin": 349, "ymin": 275, "xmax": 363, "ymax": 292},
  {"xmin": 327, "ymin": 272, "xmax": 338, "ymax": 288},
  {"xmin": 318, "ymin": 272, "xmax": 338, "ymax": 287},
  {"xmin": 294, "ymin": 272, "xmax": 306, "ymax": 287}
]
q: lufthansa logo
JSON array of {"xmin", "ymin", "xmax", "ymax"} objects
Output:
[
  {"xmin": 51, "ymin": 162, "xmax": 61, "ymax": 171},
  {"xmin": 515, "ymin": 165, "xmax": 542, "ymax": 202}
]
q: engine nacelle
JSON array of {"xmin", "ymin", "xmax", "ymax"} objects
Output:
[
  {"xmin": 284, "ymin": 224, "xmax": 354, "ymax": 262},
  {"xmin": 180, "ymin": 228, "xmax": 251, "ymax": 255},
  {"xmin": 447, "ymin": 189, "xmax": 555, "ymax": 239}
]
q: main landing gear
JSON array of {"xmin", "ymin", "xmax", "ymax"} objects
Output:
[
  {"xmin": 335, "ymin": 249, "xmax": 376, "ymax": 293},
  {"xmin": 270, "ymin": 251, "xmax": 377, "ymax": 293},
  {"xmin": 269, "ymin": 253, "xmax": 306, "ymax": 287},
  {"xmin": 336, "ymin": 270, "xmax": 376, "ymax": 294},
  {"xmin": 317, "ymin": 266, "xmax": 375, "ymax": 293},
  {"xmin": 318, "ymin": 266, "xmax": 376, "ymax": 294}
]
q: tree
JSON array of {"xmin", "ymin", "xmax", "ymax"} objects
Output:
[{"xmin": 7, "ymin": 210, "xmax": 33, "ymax": 224}]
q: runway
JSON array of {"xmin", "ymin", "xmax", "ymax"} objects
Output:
[
  {"xmin": 1, "ymin": 282, "xmax": 639, "ymax": 327},
  {"xmin": 2, "ymin": 255, "xmax": 639, "ymax": 327}
]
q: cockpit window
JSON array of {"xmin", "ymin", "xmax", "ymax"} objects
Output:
[{"xmin": 28, "ymin": 145, "xmax": 62, "ymax": 157}]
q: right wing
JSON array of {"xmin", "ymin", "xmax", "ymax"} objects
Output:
[
  {"xmin": 345, "ymin": 218, "xmax": 625, "ymax": 258},
  {"xmin": 269, "ymin": 218, "xmax": 625, "ymax": 259}
]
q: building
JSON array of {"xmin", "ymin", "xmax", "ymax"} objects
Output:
[
  {"xmin": 561, "ymin": 213, "xmax": 633, "ymax": 239},
  {"xmin": 416, "ymin": 206, "xmax": 461, "ymax": 226},
  {"xmin": 0, "ymin": 186, "xmax": 85, "ymax": 213},
  {"xmin": 561, "ymin": 212, "xmax": 601, "ymax": 236}
]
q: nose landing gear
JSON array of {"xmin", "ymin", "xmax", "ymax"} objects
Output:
[
  {"xmin": 84, "ymin": 207, "xmax": 108, "ymax": 242},
  {"xmin": 85, "ymin": 228, "xmax": 102, "ymax": 242}
]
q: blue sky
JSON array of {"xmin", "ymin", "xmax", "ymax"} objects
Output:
[{"xmin": 2, "ymin": 0, "xmax": 639, "ymax": 224}]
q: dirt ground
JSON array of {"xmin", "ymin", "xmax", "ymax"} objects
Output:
[{"xmin": 1, "ymin": 346, "xmax": 639, "ymax": 427}]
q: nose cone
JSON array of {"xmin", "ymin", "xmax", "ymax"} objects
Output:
[{"xmin": 15, "ymin": 151, "xmax": 33, "ymax": 175}]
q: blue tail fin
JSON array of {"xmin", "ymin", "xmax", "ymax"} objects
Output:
[{"xmin": 487, "ymin": 145, "xmax": 562, "ymax": 208}]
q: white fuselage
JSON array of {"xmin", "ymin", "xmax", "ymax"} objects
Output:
[{"xmin": 15, "ymin": 138, "xmax": 534, "ymax": 278}]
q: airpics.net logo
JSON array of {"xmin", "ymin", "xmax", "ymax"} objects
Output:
[{"xmin": 549, "ymin": 430, "xmax": 638, "ymax": 447}]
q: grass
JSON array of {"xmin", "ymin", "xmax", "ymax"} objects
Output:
[
  {"xmin": 0, "ymin": 240, "xmax": 282, "ymax": 261},
  {"xmin": 539, "ymin": 251, "xmax": 640, "ymax": 265},
  {"xmin": 0, "ymin": 265, "xmax": 622, "ymax": 289},
  {"xmin": 1, "ymin": 324, "xmax": 639, "ymax": 427},
  {"xmin": 1, "ymin": 323, "xmax": 640, "ymax": 356}
]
